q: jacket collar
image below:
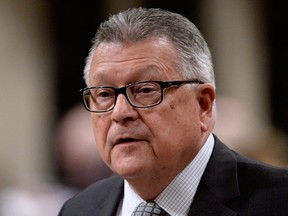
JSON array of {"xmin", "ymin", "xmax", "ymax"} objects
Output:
[
  {"xmin": 188, "ymin": 134, "xmax": 240, "ymax": 216},
  {"xmin": 98, "ymin": 175, "xmax": 124, "ymax": 215}
]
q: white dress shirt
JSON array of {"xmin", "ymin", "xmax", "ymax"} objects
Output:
[{"xmin": 117, "ymin": 134, "xmax": 214, "ymax": 216}]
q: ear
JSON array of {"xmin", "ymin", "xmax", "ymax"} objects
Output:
[{"xmin": 197, "ymin": 84, "xmax": 216, "ymax": 132}]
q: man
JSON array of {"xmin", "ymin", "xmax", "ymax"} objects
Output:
[{"xmin": 59, "ymin": 7, "xmax": 288, "ymax": 216}]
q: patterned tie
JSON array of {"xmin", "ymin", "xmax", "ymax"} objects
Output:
[{"xmin": 131, "ymin": 201, "xmax": 168, "ymax": 216}]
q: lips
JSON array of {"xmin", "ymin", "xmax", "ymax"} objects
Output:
[
  {"xmin": 114, "ymin": 137, "xmax": 142, "ymax": 146},
  {"xmin": 108, "ymin": 126, "xmax": 148, "ymax": 147},
  {"xmin": 118, "ymin": 137, "xmax": 138, "ymax": 144},
  {"xmin": 111, "ymin": 134, "xmax": 146, "ymax": 147}
]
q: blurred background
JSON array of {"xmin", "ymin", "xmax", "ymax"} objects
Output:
[{"xmin": 0, "ymin": 0, "xmax": 287, "ymax": 215}]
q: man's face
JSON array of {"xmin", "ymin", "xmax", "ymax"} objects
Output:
[{"xmin": 89, "ymin": 38, "xmax": 214, "ymax": 181}]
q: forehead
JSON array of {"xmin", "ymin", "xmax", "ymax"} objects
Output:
[{"xmin": 89, "ymin": 38, "xmax": 182, "ymax": 85}]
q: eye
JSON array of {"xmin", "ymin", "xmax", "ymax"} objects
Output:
[
  {"xmin": 139, "ymin": 86, "xmax": 156, "ymax": 94},
  {"xmin": 93, "ymin": 88, "xmax": 115, "ymax": 98},
  {"xmin": 135, "ymin": 83, "xmax": 158, "ymax": 94},
  {"xmin": 99, "ymin": 90, "xmax": 112, "ymax": 97}
]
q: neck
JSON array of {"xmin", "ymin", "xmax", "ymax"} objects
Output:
[
  {"xmin": 126, "ymin": 173, "xmax": 176, "ymax": 200},
  {"xmin": 125, "ymin": 148, "xmax": 200, "ymax": 200}
]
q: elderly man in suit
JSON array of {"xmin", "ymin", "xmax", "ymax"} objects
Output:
[{"xmin": 59, "ymin": 7, "xmax": 288, "ymax": 216}]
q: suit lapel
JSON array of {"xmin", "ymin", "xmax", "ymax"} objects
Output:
[
  {"xmin": 188, "ymin": 183, "xmax": 238, "ymax": 216},
  {"xmin": 98, "ymin": 176, "xmax": 124, "ymax": 216},
  {"xmin": 188, "ymin": 135, "xmax": 240, "ymax": 216}
]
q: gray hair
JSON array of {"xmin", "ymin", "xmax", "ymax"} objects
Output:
[{"xmin": 83, "ymin": 7, "xmax": 215, "ymax": 88}]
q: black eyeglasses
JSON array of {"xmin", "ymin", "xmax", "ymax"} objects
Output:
[{"xmin": 80, "ymin": 80, "xmax": 204, "ymax": 113}]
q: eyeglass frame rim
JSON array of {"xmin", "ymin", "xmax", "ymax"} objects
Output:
[{"xmin": 79, "ymin": 79, "xmax": 204, "ymax": 113}]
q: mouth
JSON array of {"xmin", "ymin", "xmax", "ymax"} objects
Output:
[{"xmin": 113, "ymin": 137, "xmax": 144, "ymax": 146}]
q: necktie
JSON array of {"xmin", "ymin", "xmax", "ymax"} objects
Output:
[{"xmin": 131, "ymin": 201, "xmax": 168, "ymax": 216}]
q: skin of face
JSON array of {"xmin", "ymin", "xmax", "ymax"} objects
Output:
[{"xmin": 89, "ymin": 38, "xmax": 215, "ymax": 199}]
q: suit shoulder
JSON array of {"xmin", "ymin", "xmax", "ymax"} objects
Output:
[
  {"xmin": 58, "ymin": 175, "xmax": 123, "ymax": 216},
  {"xmin": 214, "ymin": 135, "xmax": 288, "ymax": 185},
  {"xmin": 236, "ymin": 152, "xmax": 288, "ymax": 176},
  {"xmin": 73, "ymin": 175, "xmax": 123, "ymax": 200},
  {"xmin": 235, "ymin": 152, "xmax": 288, "ymax": 189}
]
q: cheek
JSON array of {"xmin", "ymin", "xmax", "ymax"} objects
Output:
[
  {"xmin": 145, "ymin": 105, "xmax": 179, "ymax": 143},
  {"xmin": 91, "ymin": 116, "xmax": 110, "ymax": 151},
  {"xmin": 149, "ymin": 97, "xmax": 201, "ymax": 144}
]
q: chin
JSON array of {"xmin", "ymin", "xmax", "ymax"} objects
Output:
[{"xmin": 113, "ymin": 165, "xmax": 148, "ymax": 179}]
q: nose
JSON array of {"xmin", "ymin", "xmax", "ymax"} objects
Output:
[{"xmin": 111, "ymin": 94, "xmax": 139, "ymax": 123}]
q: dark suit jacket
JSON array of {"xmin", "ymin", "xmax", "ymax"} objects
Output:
[{"xmin": 58, "ymin": 135, "xmax": 288, "ymax": 216}]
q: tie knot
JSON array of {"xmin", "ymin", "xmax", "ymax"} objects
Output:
[{"xmin": 132, "ymin": 201, "xmax": 167, "ymax": 216}]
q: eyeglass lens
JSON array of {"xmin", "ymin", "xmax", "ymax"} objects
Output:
[{"xmin": 83, "ymin": 82, "xmax": 163, "ymax": 112}]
